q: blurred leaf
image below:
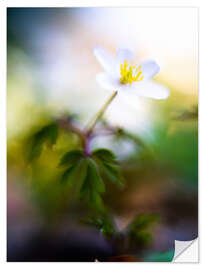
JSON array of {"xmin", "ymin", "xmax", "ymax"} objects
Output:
[
  {"xmin": 92, "ymin": 148, "xmax": 124, "ymax": 188},
  {"xmin": 87, "ymin": 158, "xmax": 105, "ymax": 193},
  {"xmin": 127, "ymin": 214, "xmax": 159, "ymax": 248},
  {"xmin": 60, "ymin": 151, "xmax": 106, "ymax": 211},
  {"xmin": 80, "ymin": 158, "xmax": 106, "ymax": 212},
  {"xmin": 59, "ymin": 150, "xmax": 84, "ymax": 167},
  {"xmin": 27, "ymin": 137, "xmax": 44, "ymax": 161},
  {"xmin": 129, "ymin": 214, "xmax": 159, "ymax": 232},
  {"xmin": 103, "ymin": 162, "xmax": 124, "ymax": 186},
  {"xmin": 144, "ymin": 250, "xmax": 174, "ymax": 262},
  {"xmin": 27, "ymin": 122, "xmax": 58, "ymax": 161},
  {"xmin": 88, "ymin": 190, "xmax": 104, "ymax": 211},
  {"xmin": 61, "ymin": 166, "xmax": 75, "ymax": 183},
  {"xmin": 92, "ymin": 148, "xmax": 117, "ymax": 163},
  {"xmin": 61, "ymin": 158, "xmax": 88, "ymax": 199},
  {"xmin": 46, "ymin": 123, "xmax": 58, "ymax": 145}
]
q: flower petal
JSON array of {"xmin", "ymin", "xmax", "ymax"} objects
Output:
[
  {"xmin": 94, "ymin": 46, "xmax": 116, "ymax": 76},
  {"xmin": 116, "ymin": 48, "xmax": 134, "ymax": 64},
  {"xmin": 115, "ymin": 48, "xmax": 134, "ymax": 75},
  {"xmin": 124, "ymin": 81, "xmax": 170, "ymax": 100},
  {"xmin": 96, "ymin": 72, "xmax": 121, "ymax": 90},
  {"xmin": 140, "ymin": 60, "xmax": 160, "ymax": 80}
]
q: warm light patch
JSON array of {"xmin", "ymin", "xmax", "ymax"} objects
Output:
[{"xmin": 120, "ymin": 60, "xmax": 143, "ymax": 85}]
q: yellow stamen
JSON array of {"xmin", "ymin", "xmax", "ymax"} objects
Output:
[{"xmin": 120, "ymin": 60, "xmax": 143, "ymax": 85}]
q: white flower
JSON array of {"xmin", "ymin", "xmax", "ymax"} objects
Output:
[{"xmin": 94, "ymin": 46, "xmax": 169, "ymax": 100}]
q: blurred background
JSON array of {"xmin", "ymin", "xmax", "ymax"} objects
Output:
[{"xmin": 7, "ymin": 8, "xmax": 198, "ymax": 262}]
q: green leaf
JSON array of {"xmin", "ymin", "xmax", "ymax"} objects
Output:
[
  {"xmin": 26, "ymin": 122, "xmax": 59, "ymax": 161},
  {"xmin": 103, "ymin": 162, "xmax": 124, "ymax": 187},
  {"xmin": 80, "ymin": 159, "xmax": 105, "ymax": 195},
  {"xmin": 80, "ymin": 185, "xmax": 105, "ymax": 212},
  {"xmin": 87, "ymin": 158, "xmax": 105, "ymax": 193},
  {"xmin": 59, "ymin": 150, "xmax": 84, "ymax": 167},
  {"xmin": 35, "ymin": 122, "xmax": 58, "ymax": 145},
  {"xmin": 73, "ymin": 158, "xmax": 89, "ymax": 195},
  {"xmin": 127, "ymin": 214, "xmax": 159, "ymax": 248},
  {"xmin": 92, "ymin": 148, "xmax": 124, "ymax": 188},
  {"xmin": 61, "ymin": 158, "xmax": 88, "ymax": 193},
  {"xmin": 27, "ymin": 138, "xmax": 43, "ymax": 161},
  {"xmin": 61, "ymin": 166, "xmax": 75, "ymax": 183},
  {"xmin": 46, "ymin": 123, "xmax": 58, "ymax": 145},
  {"xmin": 92, "ymin": 148, "xmax": 117, "ymax": 163},
  {"xmin": 27, "ymin": 132, "xmax": 46, "ymax": 161},
  {"xmin": 79, "ymin": 158, "xmax": 106, "ymax": 212},
  {"xmin": 89, "ymin": 190, "xmax": 104, "ymax": 211}
]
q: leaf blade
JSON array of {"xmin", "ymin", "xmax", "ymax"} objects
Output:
[{"xmin": 59, "ymin": 150, "xmax": 84, "ymax": 167}]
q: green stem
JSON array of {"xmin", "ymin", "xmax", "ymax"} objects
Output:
[{"xmin": 86, "ymin": 90, "xmax": 118, "ymax": 135}]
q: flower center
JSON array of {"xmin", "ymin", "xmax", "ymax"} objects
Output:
[{"xmin": 120, "ymin": 60, "xmax": 143, "ymax": 85}]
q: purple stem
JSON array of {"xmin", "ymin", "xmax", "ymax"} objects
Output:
[{"xmin": 85, "ymin": 134, "xmax": 92, "ymax": 156}]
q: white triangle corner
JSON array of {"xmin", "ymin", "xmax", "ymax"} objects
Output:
[{"xmin": 173, "ymin": 238, "xmax": 199, "ymax": 263}]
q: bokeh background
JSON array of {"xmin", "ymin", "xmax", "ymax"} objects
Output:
[{"xmin": 7, "ymin": 7, "xmax": 198, "ymax": 262}]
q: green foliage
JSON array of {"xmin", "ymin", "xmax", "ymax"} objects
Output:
[
  {"xmin": 59, "ymin": 148, "xmax": 124, "ymax": 212},
  {"xmin": 144, "ymin": 250, "xmax": 175, "ymax": 262},
  {"xmin": 26, "ymin": 122, "xmax": 58, "ymax": 161},
  {"xmin": 81, "ymin": 158, "xmax": 105, "ymax": 194},
  {"xmin": 92, "ymin": 148, "xmax": 117, "ymax": 163},
  {"xmin": 25, "ymin": 119, "xmax": 125, "ymax": 215},
  {"xmin": 60, "ymin": 154, "xmax": 106, "ymax": 211},
  {"xmin": 92, "ymin": 148, "xmax": 124, "ymax": 188},
  {"xmin": 80, "ymin": 158, "xmax": 105, "ymax": 212},
  {"xmin": 59, "ymin": 152, "xmax": 104, "ymax": 212},
  {"xmin": 127, "ymin": 214, "xmax": 159, "ymax": 247},
  {"xmin": 61, "ymin": 158, "xmax": 88, "ymax": 191},
  {"xmin": 59, "ymin": 150, "xmax": 84, "ymax": 167}
]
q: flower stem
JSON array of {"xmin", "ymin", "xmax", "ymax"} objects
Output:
[{"xmin": 86, "ymin": 90, "xmax": 117, "ymax": 135}]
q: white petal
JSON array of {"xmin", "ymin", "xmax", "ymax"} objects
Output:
[
  {"xmin": 140, "ymin": 60, "xmax": 160, "ymax": 80},
  {"xmin": 94, "ymin": 46, "xmax": 116, "ymax": 76},
  {"xmin": 115, "ymin": 48, "xmax": 134, "ymax": 75},
  {"xmin": 96, "ymin": 72, "xmax": 121, "ymax": 91},
  {"xmin": 125, "ymin": 81, "xmax": 170, "ymax": 100},
  {"xmin": 116, "ymin": 48, "xmax": 134, "ymax": 64}
]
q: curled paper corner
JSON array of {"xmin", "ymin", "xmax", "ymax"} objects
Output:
[{"xmin": 172, "ymin": 238, "xmax": 199, "ymax": 263}]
